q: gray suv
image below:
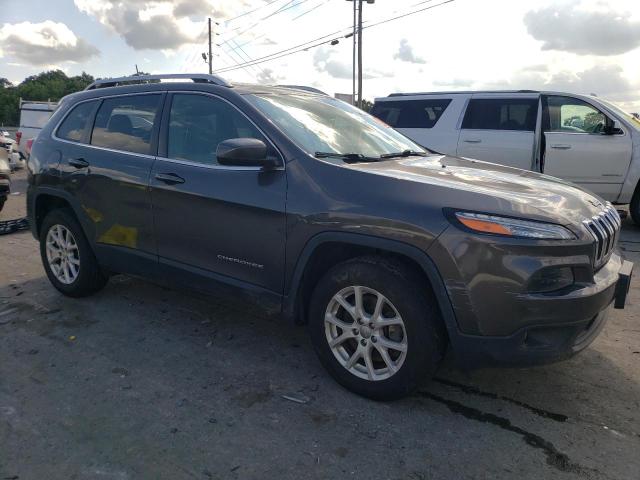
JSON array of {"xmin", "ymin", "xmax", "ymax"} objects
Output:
[{"xmin": 27, "ymin": 74, "xmax": 633, "ymax": 400}]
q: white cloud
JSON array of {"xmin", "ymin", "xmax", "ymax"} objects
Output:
[
  {"xmin": 524, "ymin": 1, "xmax": 640, "ymax": 56},
  {"xmin": 393, "ymin": 39, "xmax": 425, "ymax": 64},
  {"xmin": 0, "ymin": 21, "xmax": 99, "ymax": 65},
  {"xmin": 74, "ymin": 0, "xmax": 257, "ymax": 51},
  {"xmin": 483, "ymin": 63, "xmax": 640, "ymax": 110}
]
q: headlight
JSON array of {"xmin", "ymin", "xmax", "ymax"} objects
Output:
[{"xmin": 454, "ymin": 211, "xmax": 575, "ymax": 240}]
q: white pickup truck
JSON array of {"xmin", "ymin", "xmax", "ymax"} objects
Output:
[
  {"xmin": 16, "ymin": 98, "xmax": 57, "ymax": 160},
  {"xmin": 372, "ymin": 91, "xmax": 640, "ymax": 223}
]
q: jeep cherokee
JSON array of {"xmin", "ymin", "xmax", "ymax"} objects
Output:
[{"xmin": 27, "ymin": 74, "xmax": 633, "ymax": 400}]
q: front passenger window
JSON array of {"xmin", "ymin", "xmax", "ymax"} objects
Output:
[
  {"xmin": 544, "ymin": 96, "xmax": 607, "ymax": 134},
  {"xmin": 167, "ymin": 94, "xmax": 265, "ymax": 165}
]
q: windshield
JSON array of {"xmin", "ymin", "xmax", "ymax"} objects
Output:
[
  {"xmin": 244, "ymin": 93, "xmax": 426, "ymax": 158},
  {"xmin": 600, "ymin": 99, "xmax": 640, "ymax": 133}
]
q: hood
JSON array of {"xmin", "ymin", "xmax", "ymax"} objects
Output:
[{"xmin": 348, "ymin": 154, "xmax": 607, "ymax": 226}]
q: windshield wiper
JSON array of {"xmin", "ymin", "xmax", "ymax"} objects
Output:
[
  {"xmin": 379, "ymin": 149, "xmax": 429, "ymax": 159},
  {"xmin": 314, "ymin": 152, "xmax": 381, "ymax": 163}
]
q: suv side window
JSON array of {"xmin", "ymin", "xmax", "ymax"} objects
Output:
[
  {"xmin": 462, "ymin": 98, "xmax": 538, "ymax": 131},
  {"xmin": 544, "ymin": 96, "xmax": 607, "ymax": 134},
  {"xmin": 371, "ymin": 99, "xmax": 451, "ymax": 128},
  {"xmin": 56, "ymin": 101, "xmax": 97, "ymax": 143},
  {"xmin": 167, "ymin": 93, "xmax": 265, "ymax": 165},
  {"xmin": 91, "ymin": 94, "xmax": 161, "ymax": 155}
]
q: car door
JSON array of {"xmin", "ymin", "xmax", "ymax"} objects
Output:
[
  {"xmin": 150, "ymin": 92, "xmax": 286, "ymax": 295},
  {"xmin": 56, "ymin": 93, "xmax": 164, "ymax": 272},
  {"xmin": 456, "ymin": 96, "xmax": 539, "ymax": 170},
  {"xmin": 541, "ymin": 95, "xmax": 632, "ymax": 200}
]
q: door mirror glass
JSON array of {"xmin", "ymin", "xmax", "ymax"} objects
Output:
[{"xmin": 217, "ymin": 138, "xmax": 276, "ymax": 167}]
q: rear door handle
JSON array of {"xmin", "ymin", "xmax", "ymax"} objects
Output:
[
  {"xmin": 155, "ymin": 173, "xmax": 185, "ymax": 185},
  {"xmin": 68, "ymin": 158, "xmax": 89, "ymax": 169},
  {"xmin": 551, "ymin": 144, "xmax": 572, "ymax": 150},
  {"xmin": 463, "ymin": 139, "xmax": 482, "ymax": 144}
]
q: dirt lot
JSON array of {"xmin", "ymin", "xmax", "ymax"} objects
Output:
[{"xmin": 1, "ymin": 169, "xmax": 639, "ymax": 480}]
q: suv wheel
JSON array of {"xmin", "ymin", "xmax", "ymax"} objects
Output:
[
  {"xmin": 40, "ymin": 208, "xmax": 107, "ymax": 297},
  {"xmin": 308, "ymin": 256, "xmax": 445, "ymax": 400}
]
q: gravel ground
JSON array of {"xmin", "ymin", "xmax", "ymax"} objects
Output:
[{"xmin": 1, "ymin": 169, "xmax": 639, "ymax": 480}]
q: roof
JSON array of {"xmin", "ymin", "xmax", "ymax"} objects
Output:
[{"xmin": 387, "ymin": 90, "xmax": 540, "ymax": 97}]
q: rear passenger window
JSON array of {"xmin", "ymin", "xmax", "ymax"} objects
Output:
[
  {"xmin": 371, "ymin": 99, "xmax": 451, "ymax": 128},
  {"xmin": 57, "ymin": 101, "xmax": 97, "ymax": 143},
  {"xmin": 167, "ymin": 94, "xmax": 265, "ymax": 165},
  {"xmin": 91, "ymin": 94, "xmax": 161, "ymax": 154},
  {"xmin": 462, "ymin": 98, "xmax": 538, "ymax": 131}
]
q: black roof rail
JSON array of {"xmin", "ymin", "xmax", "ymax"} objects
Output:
[
  {"xmin": 85, "ymin": 73, "xmax": 232, "ymax": 90},
  {"xmin": 387, "ymin": 89, "xmax": 540, "ymax": 97}
]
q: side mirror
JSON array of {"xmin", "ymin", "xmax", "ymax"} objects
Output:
[
  {"xmin": 603, "ymin": 118, "xmax": 623, "ymax": 135},
  {"xmin": 217, "ymin": 138, "xmax": 279, "ymax": 168}
]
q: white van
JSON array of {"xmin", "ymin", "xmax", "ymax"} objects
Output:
[
  {"xmin": 16, "ymin": 98, "xmax": 57, "ymax": 159},
  {"xmin": 371, "ymin": 91, "xmax": 640, "ymax": 223}
]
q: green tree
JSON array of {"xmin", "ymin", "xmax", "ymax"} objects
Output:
[{"xmin": 0, "ymin": 70, "xmax": 95, "ymax": 125}]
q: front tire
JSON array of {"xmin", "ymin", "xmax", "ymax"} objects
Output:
[
  {"xmin": 308, "ymin": 256, "xmax": 445, "ymax": 400},
  {"xmin": 40, "ymin": 208, "xmax": 107, "ymax": 297}
]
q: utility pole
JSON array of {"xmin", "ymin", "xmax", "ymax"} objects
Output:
[
  {"xmin": 208, "ymin": 17, "xmax": 213, "ymax": 75},
  {"xmin": 346, "ymin": 1, "xmax": 374, "ymax": 109},
  {"xmin": 352, "ymin": 1, "xmax": 356, "ymax": 106}
]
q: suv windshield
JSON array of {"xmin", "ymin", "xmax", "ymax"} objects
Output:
[{"xmin": 244, "ymin": 93, "xmax": 426, "ymax": 159}]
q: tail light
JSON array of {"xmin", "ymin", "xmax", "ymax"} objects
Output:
[
  {"xmin": 15, "ymin": 131, "xmax": 21, "ymax": 145},
  {"xmin": 26, "ymin": 138, "xmax": 34, "ymax": 154}
]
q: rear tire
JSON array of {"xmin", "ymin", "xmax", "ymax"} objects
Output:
[
  {"xmin": 0, "ymin": 197, "xmax": 5, "ymax": 213},
  {"xmin": 308, "ymin": 256, "xmax": 445, "ymax": 400},
  {"xmin": 40, "ymin": 208, "xmax": 107, "ymax": 297}
]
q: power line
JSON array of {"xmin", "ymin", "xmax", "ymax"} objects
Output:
[
  {"xmin": 291, "ymin": 0, "xmax": 331, "ymax": 21},
  {"xmin": 221, "ymin": 0, "xmax": 313, "ymax": 44},
  {"xmin": 213, "ymin": 0, "xmax": 455, "ymax": 74},
  {"xmin": 224, "ymin": 0, "xmax": 284, "ymax": 23},
  {"xmin": 223, "ymin": 0, "xmax": 331, "ymax": 55}
]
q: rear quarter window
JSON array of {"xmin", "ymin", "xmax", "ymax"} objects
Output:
[
  {"xmin": 56, "ymin": 101, "xmax": 97, "ymax": 143},
  {"xmin": 371, "ymin": 99, "xmax": 451, "ymax": 128}
]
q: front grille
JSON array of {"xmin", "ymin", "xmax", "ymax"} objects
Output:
[{"xmin": 583, "ymin": 204, "xmax": 621, "ymax": 268}]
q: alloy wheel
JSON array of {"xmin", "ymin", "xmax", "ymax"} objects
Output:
[
  {"xmin": 324, "ymin": 285, "xmax": 408, "ymax": 381},
  {"xmin": 45, "ymin": 224, "xmax": 80, "ymax": 285}
]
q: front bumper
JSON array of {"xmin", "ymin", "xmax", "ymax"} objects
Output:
[
  {"xmin": 428, "ymin": 223, "xmax": 634, "ymax": 367},
  {"xmin": 446, "ymin": 256, "xmax": 633, "ymax": 368}
]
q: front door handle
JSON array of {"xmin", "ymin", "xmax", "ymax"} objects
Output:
[
  {"xmin": 155, "ymin": 173, "xmax": 185, "ymax": 185},
  {"xmin": 551, "ymin": 144, "xmax": 572, "ymax": 150},
  {"xmin": 68, "ymin": 157, "xmax": 89, "ymax": 169},
  {"xmin": 463, "ymin": 139, "xmax": 482, "ymax": 144}
]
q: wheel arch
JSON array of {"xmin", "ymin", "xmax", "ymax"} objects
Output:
[
  {"xmin": 32, "ymin": 188, "xmax": 93, "ymax": 241},
  {"xmin": 284, "ymin": 232, "xmax": 458, "ymax": 339}
]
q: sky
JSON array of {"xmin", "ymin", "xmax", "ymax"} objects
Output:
[{"xmin": 1, "ymin": 0, "xmax": 639, "ymax": 112}]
